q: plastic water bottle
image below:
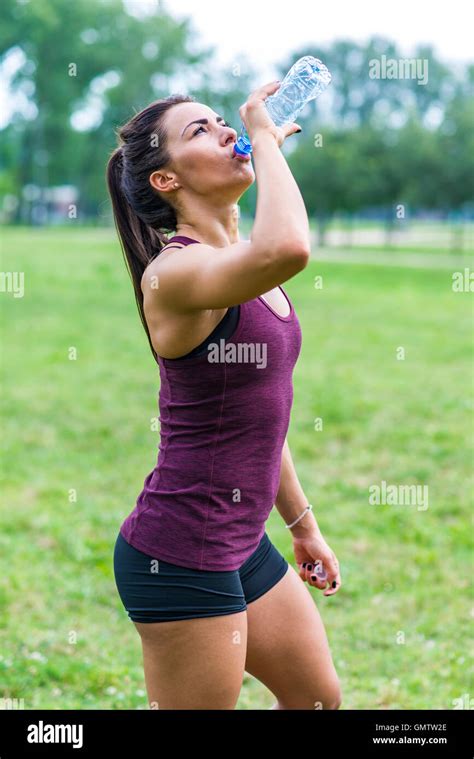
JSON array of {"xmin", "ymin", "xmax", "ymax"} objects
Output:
[
  {"xmin": 298, "ymin": 560, "xmax": 328, "ymax": 581},
  {"xmin": 314, "ymin": 561, "xmax": 328, "ymax": 581},
  {"xmin": 232, "ymin": 55, "xmax": 332, "ymax": 158}
]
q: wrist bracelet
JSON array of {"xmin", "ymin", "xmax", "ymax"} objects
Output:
[{"xmin": 285, "ymin": 503, "xmax": 313, "ymax": 529}]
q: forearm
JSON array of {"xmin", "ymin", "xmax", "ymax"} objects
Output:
[
  {"xmin": 274, "ymin": 437, "xmax": 321, "ymax": 537},
  {"xmin": 250, "ymin": 133, "xmax": 310, "ymax": 252}
]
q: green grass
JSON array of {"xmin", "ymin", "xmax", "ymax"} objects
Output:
[{"xmin": 1, "ymin": 227, "xmax": 472, "ymax": 710}]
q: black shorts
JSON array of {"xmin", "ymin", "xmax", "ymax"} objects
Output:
[{"xmin": 113, "ymin": 530, "xmax": 289, "ymax": 623}]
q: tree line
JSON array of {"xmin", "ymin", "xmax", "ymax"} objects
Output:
[{"xmin": 0, "ymin": 0, "xmax": 472, "ymax": 230}]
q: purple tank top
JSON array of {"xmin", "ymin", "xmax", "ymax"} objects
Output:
[{"xmin": 119, "ymin": 236, "xmax": 302, "ymax": 570}]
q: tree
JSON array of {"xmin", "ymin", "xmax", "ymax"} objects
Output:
[{"xmin": 0, "ymin": 0, "xmax": 216, "ymax": 220}]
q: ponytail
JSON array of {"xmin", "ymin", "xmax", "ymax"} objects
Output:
[
  {"xmin": 105, "ymin": 94, "xmax": 195, "ymax": 362},
  {"xmin": 106, "ymin": 146, "xmax": 163, "ymax": 362}
]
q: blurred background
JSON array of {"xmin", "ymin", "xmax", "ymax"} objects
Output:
[{"xmin": 0, "ymin": 0, "xmax": 472, "ymax": 711}]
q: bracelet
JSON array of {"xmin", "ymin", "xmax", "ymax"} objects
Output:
[{"xmin": 285, "ymin": 503, "xmax": 313, "ymax": 529}]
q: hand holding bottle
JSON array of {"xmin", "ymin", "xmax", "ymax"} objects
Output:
[
  {"xmin": 237, "ymin": 81, "xmax": 302, "ymax": 152},
  {"xmin": 233, "ymin": 56, "xmax": 331, "ymax": 158}
]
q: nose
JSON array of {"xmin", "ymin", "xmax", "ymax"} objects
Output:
[{"xmin": 221, "ymin": 125, "xmax": 237, "ymax": 148}]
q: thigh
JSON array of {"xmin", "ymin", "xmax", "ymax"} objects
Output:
[
  {"xmin": 244, "ymin": 563, "xmax": 342, "ymax": 710},
  {"xmin": 135, "ymin": 612, "xmax": 247, "ymax": 709},
  {"xmin": 113, "ymin": 531, "xmax": 248, "ymax": 709}
]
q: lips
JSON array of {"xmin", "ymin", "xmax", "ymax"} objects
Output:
[{"xmin": 231, "ymin": 150, "xmax": 251, "ymax": 162}]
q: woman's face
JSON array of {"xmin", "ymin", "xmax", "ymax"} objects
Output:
[{"xmin": 155, "ymin": 102, "xmax": 255, "ymax": 200}]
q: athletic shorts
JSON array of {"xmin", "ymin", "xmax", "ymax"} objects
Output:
[{"xmin": 113, "ymin": 529, "xmax": 289, "ymax": 623}]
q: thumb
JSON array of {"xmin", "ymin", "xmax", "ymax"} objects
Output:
[{"xmin": 284, "ymin": 122, "xmax": 302, "ymax": 137}]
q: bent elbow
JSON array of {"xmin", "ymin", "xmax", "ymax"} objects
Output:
[
  {"xmin": 279, "ymin": 234, "xmax": 311, "ymax": 258},
  {"xmin": 296, "ymin": 247, "xmax": 311, "ymax": 266},
  {"xmin": 281, "ymin": 244, "xmax": 311, "ymax": 271}
]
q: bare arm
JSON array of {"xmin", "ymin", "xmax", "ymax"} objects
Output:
[
  {"xmin": 148, "ymin": 81, "xmax": 311, "ymax": 312},
  {"xmin": 243, "ymin": 79, "xmax": 310, "ymax": 253},
  {"xmin": 276, "ymin": 437, "xmax": 342, "ymax": 595},
  {"xmin": 274, "ymin": 436, "xmax": 321, "ymax": 537},
  {"xmin": 250, "ymin": 131, "xmax": 310, "ymax": 254}
]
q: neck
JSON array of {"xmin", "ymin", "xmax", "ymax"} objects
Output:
[{"xmin": 175, "ymin": 199, "xmax": 241, "ymax": 247}]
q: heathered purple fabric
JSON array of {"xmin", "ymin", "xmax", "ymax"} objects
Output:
[{"xmin": 120, "ymin": 238, "xmax": 302, "ymax": 570}]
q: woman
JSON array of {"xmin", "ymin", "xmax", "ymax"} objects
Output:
[{"xmin": 106, "ymin": 80, "xmax": 342, "ymax": 710}]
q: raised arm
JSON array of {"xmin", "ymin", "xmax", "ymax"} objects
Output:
[{"xmin": 144, "ymin": 81, "xmax": 311, "ymax": 312}]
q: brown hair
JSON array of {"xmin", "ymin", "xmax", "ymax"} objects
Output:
[{"xmin": 105, "ymin": 94, "xmax": 195, "ymax": 361}]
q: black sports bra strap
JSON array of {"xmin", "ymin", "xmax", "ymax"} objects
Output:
[
  {"xmin": 159, "ymin": 235, "xmax": 240, "ymax": 361},
  {"xmin": 165, "ymin": 305, "xmax": 240, "ymax": 361}
]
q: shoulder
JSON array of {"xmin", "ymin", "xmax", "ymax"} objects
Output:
[{"xmin": 140, "ymin": 241, "xmax": 188, "ymax": 295}]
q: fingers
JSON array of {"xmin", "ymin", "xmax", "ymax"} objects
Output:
[
  {"xmin": 301, "ymin": 561, "xmax": 327, "ymax": 590},
  {"xmin": 297, "ymin": 561, "xmax": 315, "ymax": 583},
  {"xmin": 323, "ymin": 554, "xmax": 342, "ymax": 596},
  {"xmin": 284, "ymin": 122, "xmax": 302, "ymax": 137},
  {"xmin": 248, "ymin": 80, "xmax": 281, "ymax": 106},
  {"xmin": 297, "ymin": 562, "xmax": 307, "ymax": 581},
  {"xmin": 298, "ymin": 556, "xmax": 342, "ymax": 595},
  {"xmin": 274, "ymin": 122, "xmax": 301, "ymax": 148},
  {"xmin": 323, "ymin": 567, "xmax": 342, "ymax": 596},
  {"xmin": 260, "ymin": 80, "xmax": 281, "ymax": 96}
]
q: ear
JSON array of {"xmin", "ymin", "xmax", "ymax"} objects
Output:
[{"xmin": 150, "ymin": 170, "xmax": 179, "ymax": 193}]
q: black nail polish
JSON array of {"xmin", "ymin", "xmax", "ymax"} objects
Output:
[
  {"xmin": 311, "ymin": 575, "xmax": 317, "ymax": 580},
  {"xmin": 296, "ymin": 127, "xmax": 302, "ymax": 133},
  {"xmin": 332, "ymin": 581, "xmax": 337, "ymax": 588},
  {"xmin": 307, "ymin": 564, "xmax": 312, "ymax": 571},
  {"xmin": 302, "ymin": 563, "xmax": 307, "ymax": 568}
]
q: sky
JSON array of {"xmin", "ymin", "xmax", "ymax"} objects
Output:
[
  {"xmin": 1, "ymin": 0, "xmax": 471, "ymax": 128},
  {"xmin": 157, "ymin": 0, "xmax": 472, "ymax": 80}
]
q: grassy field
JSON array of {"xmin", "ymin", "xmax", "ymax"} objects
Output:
[{"xmin": 0, "ymin": 226, "xmax": 472, "ymax": 710}]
